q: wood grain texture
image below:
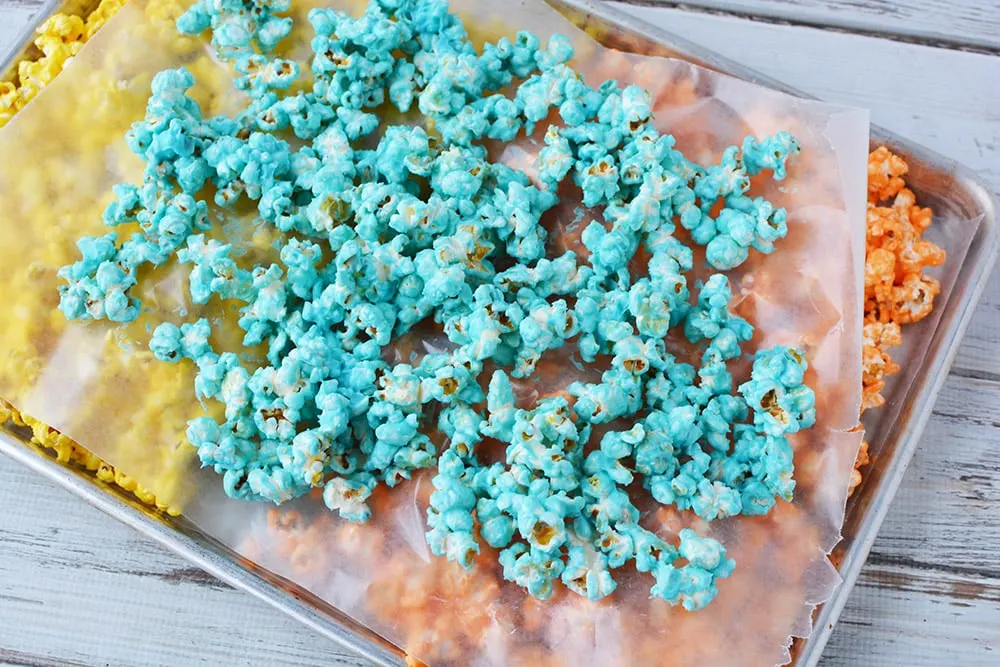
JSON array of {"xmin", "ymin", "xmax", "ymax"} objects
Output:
[
  {"xmin": 617, "ymin": 0, "xmax": 1000, "ymax": 52},
  {"xmin": 826, "ymin": 374, "xmax": 1000, "ymax": 665},
  {"xmin": 0, "ymin": 456, "xmax": 366, "ymax": 667},
  {"xmin": 1, "ymin": 1, "xmax": 999, "ymax": 667}
]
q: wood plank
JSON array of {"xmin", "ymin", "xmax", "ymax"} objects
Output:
[
  {"xmin": 0, "ymin": 456, "xmax": 366, "ymax": 667},
  {"xmin": 616, "ymin": 0, "xmax": 1000, "ymax": 52},
  {"xmin": 822, "ymin": 377, "xmax": 1000, "ymax": 664},
  {"xmin": 864, "ymin": 374, "xmax": 1000, "ymax": 574},
  {"xmin": 952, "ymin": 267, "xmax": 1000, "ymax": 382},
  {"xmin": 823, "ymin": 567, "xmax": 1000, "ymax": 665}
]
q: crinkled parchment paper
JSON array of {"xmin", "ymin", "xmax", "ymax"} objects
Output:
[{"xmin": 0, "ymin": 0, "xmax": 868, "ymax": 664}]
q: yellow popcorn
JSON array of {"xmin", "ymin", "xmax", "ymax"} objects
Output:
[
  {"xmin": 85, "ymin": 0, "xmax": 128, "ymax": 38},
  {"xmin": 0, "ymin": 0, "xmax": 203, "ymax": 515},
  {"xmin": 0, "ymin": 0, "xmax": 158, "ymax": 127}
]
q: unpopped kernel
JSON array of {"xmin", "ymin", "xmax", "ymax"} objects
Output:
[{"xmin": 56, "ymin": 0, "xmax": 816, "ymax": 606}]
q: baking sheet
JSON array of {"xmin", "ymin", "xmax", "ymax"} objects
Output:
[{"xmin": 0, "ymin": 1, "xmax": 995, "ymax": 666}]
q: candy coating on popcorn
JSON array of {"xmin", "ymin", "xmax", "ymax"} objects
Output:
[
  {"xmin": 53, "ymin": 0, "xmax": 816, "ymax": 606},
  {"xmin": 860, "ymin": 148, "xmax": 945, "ymax": 414}
]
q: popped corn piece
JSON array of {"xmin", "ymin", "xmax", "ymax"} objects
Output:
[
  {"xmin": 178, "ymin": 0, "xmax": 293, "ymax": 58},
  {"xmin": 849, "ymin": 440, "xmax": 871, "ymax": 496},
  {"xmin": 739, "ymin": 347, "xmax": 816, "ymax": 437},
  {"xmin": 891, "ymin": 273, "xmax": 941, "ymax": 324},
  {"xmin": 650, "ymin": 528, "xmax": 734, "ymax": 611},
  {"xmin": 867, "ymin": 145, "xmax": 908, "ymax": 203},
  {"xmin": 741, "ymin": 131, "xmax": 800, "ymax": 181}
]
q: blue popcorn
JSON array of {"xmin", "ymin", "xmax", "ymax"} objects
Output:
[
  {"xmin": 739, "ymin": 346, "xmax": 816, "ymax": 436},
  {"xmin": 149, "ymin": 322, "xmax": 184, "ymax": 362},
  {"xmin": 482, "ymin": 370, "xmax": 518, "ymax": 441},
  {"xmin": 690, "ymin": 478, "xmax": 744, "ymax": 521},
  {"xmin": 237, "ymin": 264, "xmax": 287, "ymax": 346},
  {"xmin": 367, "ymin": 404, "xmax": 420, "ymax": 471},
  {"xmin": 729, "ymin": 195, "xmax": 789, "ymax": 255},
  {"xmin": 684, "ymin": 274, "xmax": 753, "ymax": 349},
  {"xmin": 633, "ymin": 412, "xmax": 678, "ymax": 481},
  {"xmin": 596, "ymin": 525, "xmax": 636, "ymax": 568},
  {"xmin": 478, "ymin": 501, "xmax": 516, "ymax": 550},
  {"xmin": 651, "ymin": 529, "xmax": 735, "ymax": 611},
  {"xmin": 511, "ymin": 493, "xmax": 570, "ymax": 553},
  {"xmin": 234, "ymin": 55, "xmax": 300, "ymax": 97},
  {"xmin": 438, "ymin": 404, "xmax": 484, "ymax": 457},
  {"xmin": 739, "ymin": 478, "xmax": 777, "ymax": 516},
  {"xmin": 431, "ymin": 148, "xmax": 485, "ymax": 199},
  {"xmin": 561, "ymin": 544, "xmax": 617, "ymax": 601},
  {"xmin": 700, "ymin": 394, "xmax": 749, "ymax": 450},
  {"xmin": 693, "ymin": 146, "xmax": 749, "ymax": 203},
  {"xmin": 178, "ymin": 0, "xmax": 293, "ymax": 58},
  {"xmin": 481, "ymin": 95, "xmax": 523, "ymax": 142},
  {"xmin": 192, "ymin": 351, "xmax": 239, "ymax": 402},
  {"xmin": 422, "ymin": 361, "xmax": 482, "ymax": 404},
  {"xmin": 742, "ymin": 131, "xmax": 800, "ymax": 181},
  {"xmin": 705, "ymin": 208, "xmax": 754, "ymax": 270},
  {"xmin": 499, "ymin": 542, "xmax": 564, "ymax": 600},
  {"xmin": 575, "ymin": 154, "xmax": 620, "ymax": 207},
  {"xmin": 102, "ymin": 185, "xmax": 142, "ymax": 227},
  {"xmin": 611, "ymin": 336, "xmax": 665, "ymax": 376},
  {"xmin": 178, "ymin": 235, "xmax": 253, "ymax": 304},
  {"xmin": 569, "ymin": 368, "xmax": 642, "ymax": 424},
  {"xmin": 627, "ymin": 280, "xmax": 677, "ymax": 339},
  {"xmin": 581, "ymin": 222, "xmax": 638, "ymax": 279},
  {"xmin": 285, "ymin": 95, "xmax": 337, "ymax": 140},
  {"xmin": 323, "ymin": 475, "xmax": 375, "ymax": 523},
  {"xmin": 426, "ymin": 449, "xmax": 480, "ymax": 566},
  {"xmin": 57, "ymin": 268, "xmax": 139, "ymax": 324},
  {"xmin": 491, "ymin": 181, "xmax": 554, "ymax": 263},
  {"xmin": 150, "ymin": 318, "xmax": 214, "ymax": 364},
  {"xmin": 53, "ymin": 0, "xmax": 817, "ymax": 608},
  {"xmin": 512, "ymin": 297, "xmax": 577, "ymax": 377},
  {"xmin": 536, "ymin": 126, "xmax": 574, "ymax": 188},
  {"xmin": 278, "ymin": 238, "xmax": 323, "ymax": 299},
  {"xmin": 754, "ymin": 433, "xmax": 796, "ymax": 501},
  {"xmin": 247, "ymin": 466, "xmax": 309, "ymax": 504},
  {"xmin": 280, "ymin": 430, "xmax": 330, "ymax": 487},
  {"xmin": 622, "ymin": 523, "xmax": 674, "ymax": 574},
  {"xmin": 595, "ymin": 84, "xmax": 652, "ymax": 136}
]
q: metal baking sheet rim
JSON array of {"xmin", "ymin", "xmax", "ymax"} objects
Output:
[{"xmin": 0, "ymin": 0, "xmax": 998, "ymax": 665}]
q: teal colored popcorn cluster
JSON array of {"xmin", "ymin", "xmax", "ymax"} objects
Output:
[{"xmin": 56, "ymin": 0, "xmax": 815, "ymax": 609}]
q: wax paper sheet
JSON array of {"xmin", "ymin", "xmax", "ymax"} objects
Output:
[{"xmin": 0, "ymin": 0, "xmax": 869, "ymax": 664}]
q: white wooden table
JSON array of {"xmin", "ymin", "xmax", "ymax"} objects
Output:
[{"xmin": 1, "ymin": 0, "xmax": 999, "ymax": 665}]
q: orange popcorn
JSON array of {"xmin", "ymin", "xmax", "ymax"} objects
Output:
[
  {"xmin": 848, "ymin": 440, "xmax": 870, "ymax": 496},
  {"xmin": 853, "ymin": 147, "xmax": 946, "ymax": 493},
  {"xmin": 867, "ymin": 145, "xmax": 908, "ymax": 204}
]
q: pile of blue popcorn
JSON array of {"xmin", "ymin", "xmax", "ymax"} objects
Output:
[{"xmin": 56, "ymin": 0, "xmax": 815, "ymax": 609}]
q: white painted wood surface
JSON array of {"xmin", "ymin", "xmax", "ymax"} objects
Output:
[
  {"xmin": 2, "ymin": 0, "xmax": 1000, "ymax": 666},
  {"xmin": 627, "ymin": 0, "xmax": 1000, "ymax": 52}
]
